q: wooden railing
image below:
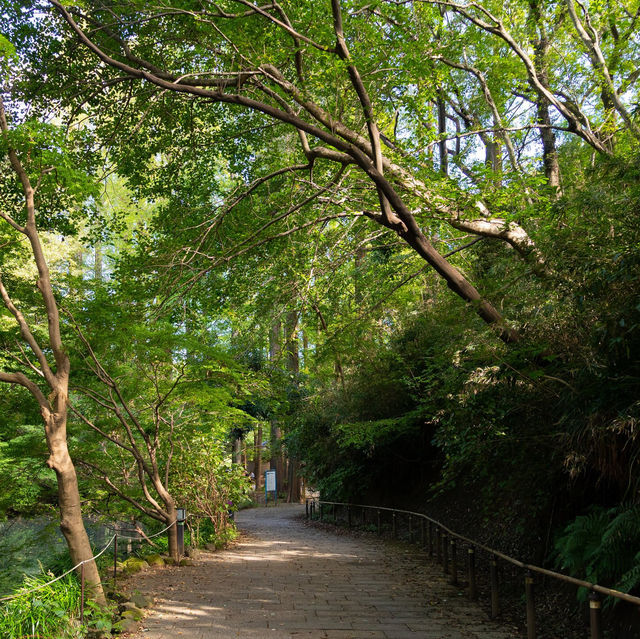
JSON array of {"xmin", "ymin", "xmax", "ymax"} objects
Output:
[{"xmin": 306, "ymin": 499, "xmax": 640, "ymax": 639}]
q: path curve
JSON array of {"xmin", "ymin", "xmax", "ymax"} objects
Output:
[{"xmin": 131, "ymin": 504, "xmax": 519, "ymax": 638}]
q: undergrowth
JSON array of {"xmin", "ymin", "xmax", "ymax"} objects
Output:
[
  {"xmin": 0, "ymin": 567, "xmax": 114, "ymax": 638},
  {"xmin": 0, "ymin": 571, "xmax": 85, "ymax": 638},
  {"xmin": 555, "ymin": 504, "xmax": 640, "ymax": 603}
]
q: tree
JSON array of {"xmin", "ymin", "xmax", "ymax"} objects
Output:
[
  {"xmin": 3, "ymin": 0, "xmax": 636, "ymax": 349},
  {"xmin": 0, "ymin": 94, "xmax": 105, "ymax": 603},
  {"xmin": 38, "ymin": 0, "xmax": 561, "ymax": 341},
  {"xmin": 68, "ymin": 297, "xmax": 256, "ymax": 559}
]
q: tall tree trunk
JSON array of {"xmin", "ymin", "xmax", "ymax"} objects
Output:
[
  {"xmin": 529, "ymin": 0, "xmax": 562, "ymax": 196},
  {"xmin": 94, "ymin": 243, "xmax": 103, "ymax": 281},
  {"xmin": 154, "ymin": 481, "xmax": 179, "ymax": 560},
  {"xmin": 47, "ymin": 406, "xmax": 106, "ymax": 604},
  {"xmin": 437, "ymin": 92, "xmax": 448, "ymax": 175},
  {"xmin": 536, "ymin": 94, "xmax": 561, "ymax": 195},
  {"xmin": 0, "ymin": 97, "xmax": 106, "ymax": 604},
  {"xmin": 284, "ymin": 310, "xmax": 302, "ymax": 502},
  {"xmin": 491, "ymin": 136, "xmax": 502, "ymax": 187},
  {"xmin": 165, "ymin": 503, "xmax": 179, "ymax": 560},
  {"xmin": 268, "ymin": 318, "xmax": 285, "ymax": 490},
  {"xmin": 287, "ymin": 460, "xmax": 302, "ymax": 503},
  {"xmin": 73, "ymin": 249, "xmax": 84, "ymax": 274},
  {"xmin": 485, "ymin": 137, "xmax": 502, "ymax": 184},
  {"xmin": 254, "ymin": 425, "xmax": 263, "ymax": 487},
  {"xmin": 426, "ymin": 99, "xmax": 435, "ymax": 164},
  {"xmin": 270, "ymin": 422, "xmax": 284, "ymax": 490},
  {"xmin": 233, "ymin": 437, "xmax": 242, "ymax": 465},
  {"xmin": 285, "ymin": 310, "xmax": 299, "ymax": 374},
  {"xmin": 269, "ymin": 318, "xmax": 281, "ymax": 361}
]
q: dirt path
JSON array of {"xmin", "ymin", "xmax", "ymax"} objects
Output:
[{"xmin": 130, "ymin": 504, "xmax": 520, "ymax": 638}]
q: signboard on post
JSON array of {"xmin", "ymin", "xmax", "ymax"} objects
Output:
[{"xmin": 265, "ymin": 469, "xmax": 277, "ymax": 505}]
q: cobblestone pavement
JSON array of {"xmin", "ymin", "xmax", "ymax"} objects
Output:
[{"xmin": 130, "ymin": 504, "xmax": 520, "ymax": 639}]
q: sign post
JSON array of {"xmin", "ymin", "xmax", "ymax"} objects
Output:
[{"xmin": 264, "ymin": 469, "xmax": 277, "ymax": 506}]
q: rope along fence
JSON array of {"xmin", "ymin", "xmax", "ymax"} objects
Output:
[
  {"xmin": 307, "ymin": 499, "xmax": 640, "ymax": 639},
  {"xmin": 0, "ymin": 519, "xmax": 178, "ymax": 624}
]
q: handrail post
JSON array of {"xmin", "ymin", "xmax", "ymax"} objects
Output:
[
  {"xmin": 525, "ymin": 570, "xmax": 536, "ymax": 639},
  {"xmin": 284, "ymin": 500, "xmax": 639, "ymax": 635},
  {"xmin": 442, "ymin": 532, "xmax": 449, "ymax": 575},
  {"xmin": 589, "ymin": 592, "xmax": 603, "ymax": 639},
  {"xmin": 450, "ymin": 538, "xmax": 457, "ymax": 585},
  {"xmin": 468, "ymin": 548, "xmax": 477, "ymax": 600},
  {"xmin": 490, "ymin": 555, "xmax": 500, "ymax": 618},
  {"xmin": 80, "ymin": 562, "xmax": 85, "ymax": 623}
]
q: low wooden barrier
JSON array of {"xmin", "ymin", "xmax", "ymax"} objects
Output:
[{"xmin": 306, "ymin": 499, "xmax": 639, "ymax": 639}]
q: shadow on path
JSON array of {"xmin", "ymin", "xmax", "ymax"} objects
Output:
[{"xmin": 130, "ymin": 504, "xmax": 520, "ymax": 639}]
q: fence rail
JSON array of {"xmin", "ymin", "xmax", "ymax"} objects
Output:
[
  {"xmin": 0, "ymin": 517, "xmax": 181, "ymax": 625},
  {"xmin": 307, "ymin": 499, "xmax": 640, "ymax": 639}
]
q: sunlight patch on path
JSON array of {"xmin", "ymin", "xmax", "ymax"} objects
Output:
[{"xmin": 130, "ymin": 504, "xmax": 519, "ymax": 638}]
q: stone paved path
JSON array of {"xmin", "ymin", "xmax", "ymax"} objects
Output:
[{"xmin": 130, "ymin": 504, "xmax": 520, "ymax": 638}]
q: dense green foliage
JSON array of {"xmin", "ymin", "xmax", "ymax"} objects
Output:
[{"xmin": 0, "ymin": 1, "xmax": 639, "ymax": 629}]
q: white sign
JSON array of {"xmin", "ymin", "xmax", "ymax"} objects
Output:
[{"xmin": 265, "ymin": 470, "xmax": 277, "ymax": 493}]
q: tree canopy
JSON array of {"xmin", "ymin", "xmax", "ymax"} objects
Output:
[{"xmin": 1, "ymin": 0, "xmax": 640, "ymax": 615}]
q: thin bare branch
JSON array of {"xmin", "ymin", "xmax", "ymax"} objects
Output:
[
  {"xmin": 0, "ymin": 370, "xmax": 48, "ymax": 409},
  {"xmin": 76, "ymin": 459, "xmax": 165, "ymax": 521},
  {"xmin": 231, "ymin": 0, "xmax": 334, "ymax": 52},
  {"xmin": 0, "ymin": 275, "xmax": 56, "ymax": 387},
  {"xmin": 68, "ymin": 403, "xmax": 136, "ymax": 456}
]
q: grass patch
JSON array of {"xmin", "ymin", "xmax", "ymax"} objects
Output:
[{"xmin": 0, "ymin": 569, "xmax": 113, "ymax": 639}]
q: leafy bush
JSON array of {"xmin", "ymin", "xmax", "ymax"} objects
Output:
[{"xmin": 172, "ymin": 434, "xmax": 250, "ymax": 546}]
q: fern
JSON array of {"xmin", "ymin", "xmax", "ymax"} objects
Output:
[
  {"xmin": 616, "ymin": 555, "xmax": 640, "ymax": 596},
  {"xmin": 555, "ymin": 507, "xmax": 611, "ymax": 580},
  {"xmin": 555, "ymin": 504, "xmax": 640, "ymax": 602},
  {"xmin": 600, "ymin": 505, "xmax": 640, "ymax": 584}
]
